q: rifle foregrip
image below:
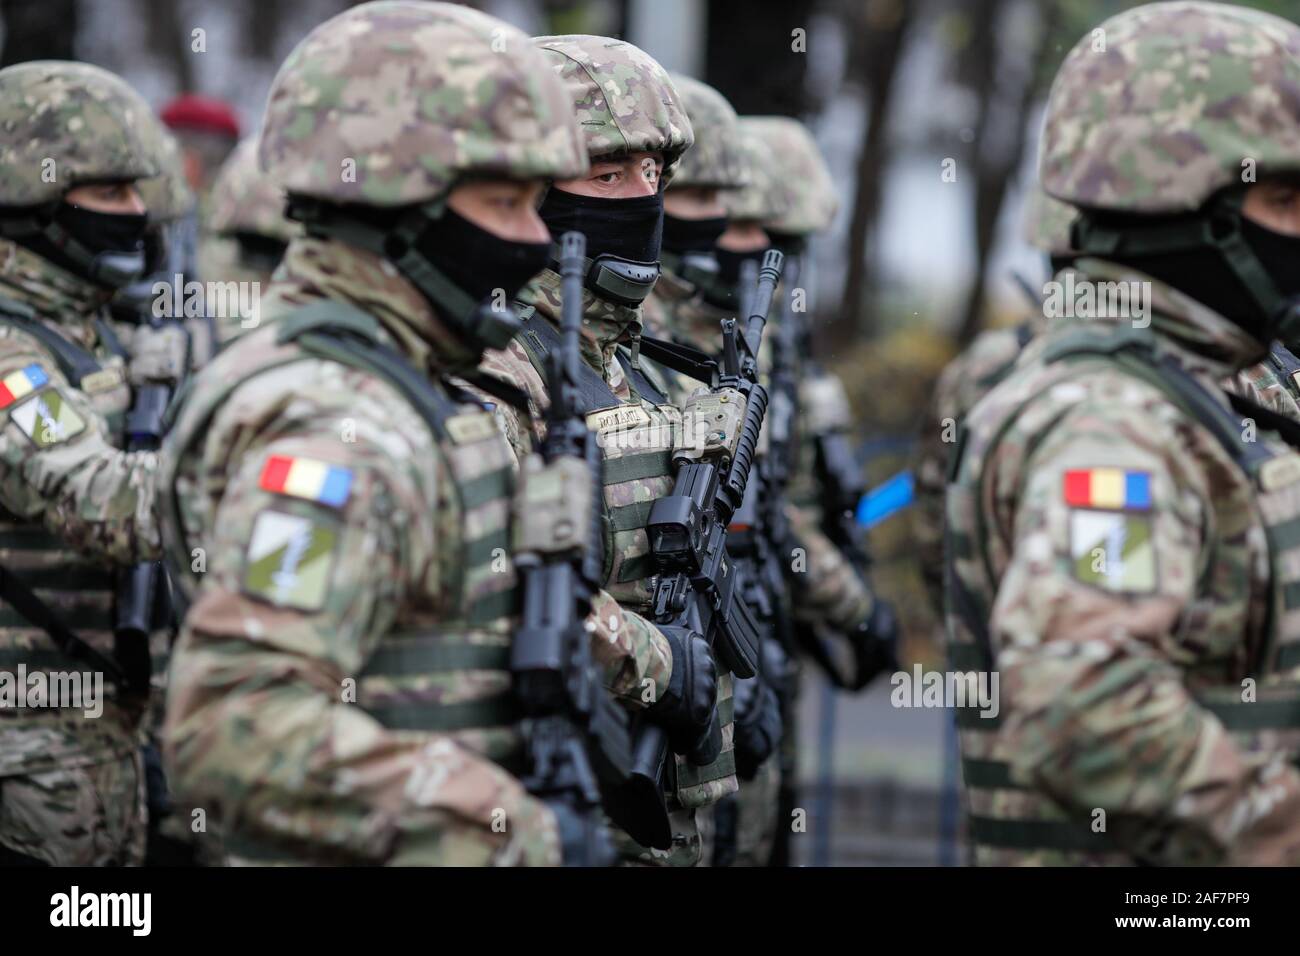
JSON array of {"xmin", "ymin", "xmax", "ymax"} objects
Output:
[{"xmin": 722, "ymin": 383, "xmax": 768, "ymax": 518}]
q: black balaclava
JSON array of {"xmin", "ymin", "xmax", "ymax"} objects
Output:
[
  {"xmin": 1076, "ymin": 187, "xmax": 1300, "ymax": 348},
  {"xmin": 538, "ymin": 188, "xmax": 665, "ymax": 307},
  {"xmin": 2, "ymin": 200, "xmax": 149, "ymax": 289},
  {"xmin": 234, "ymin": 232, "xmax": 291, "ymax": 275},
  {"xmin": 287, "ymin": 195, "xmax": 551, "ymax": 354},
  {"xmin": 663, "ymin": 213, "xmax": 728, "ymax": 255},
  {"xmin": 413, "ymin": 206, "xmax": 550, "ymax": 308}
]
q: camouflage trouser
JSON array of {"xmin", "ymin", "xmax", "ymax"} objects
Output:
[
  {"xmin": 617, "ymin": 806, "xmax": 714, "ymax": 867},
  {"xmin": 0, "ymin": 749, "xmax": 146, "ymax": 866},
  {"xmin": 730, "ymin": 757, "xmax": 780, "ymax": 866}
]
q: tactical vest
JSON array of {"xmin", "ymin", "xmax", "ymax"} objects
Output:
[
  {"xmin": 514, "ymin": 310, "xmax": 737, "ymax": 810},
  {"xmin": 163, "ymin": 302, "xmax": 525, "ymax": 823},
  {"xmin": 0, "ymin": 303, "xmax": 135, "ymax": 695},
  {"xmin": 946, "ymin": 323, "xmax": 1300, "ymax": 865}
]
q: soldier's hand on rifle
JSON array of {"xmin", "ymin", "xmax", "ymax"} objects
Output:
[
  {"xmin": 646, "ymin": 626, "xmax": 720, "ymax": 763},
  {"xmin": 849, "ymin": 597, "xmax": 900, "ymax": 691},
  {"xmin": 732, "ymin": 673, "xmax": 782, "ymax": 780}
]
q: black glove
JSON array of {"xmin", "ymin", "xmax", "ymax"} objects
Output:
[
  {"xmin": 732, "ymin": 674, "xmax": 783, "ymax": 779},
  {"xmin": 647, "ymin": 626, "xmax": 720, "ymax": 763},
  {"xmin": 849, "ymin": 598, "xmax": 899, "ymax": 691},
  {"xmin": 546, "ymin": 800, "xmax": 616, "ymax": 867}
]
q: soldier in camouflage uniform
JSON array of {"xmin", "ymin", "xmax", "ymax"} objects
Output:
[
  {"xmin": 946, "ymin": 0, "xmax": 1300, "ymax": 865},
  {"xmin": 158, "ymin": 1, "xmax": 673, "ymax": 866},
  {"xmin": 113, "ymin": 118, "xmax": 215, "ymax": 378},
  {"xmin": 474, "ymin": 35, "xmax": 734, "ymax": 867},
  {"xmin": 645, "ymin": 103, "xmax": 896, "ymax": 865},
  {"xmin": 197, "ymin": 137, "xmax": 299, "ymax": 345},
  {"xmin": 912, "ymin": 188, "xmax": 1078, "ymax": 614},
  {"xmin": 0, "ymin": 61, "xmax": 168, "ymax": 866}
]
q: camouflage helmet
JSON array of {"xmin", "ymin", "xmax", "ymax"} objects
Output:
[
  {"xmin": 532, "ymin": 35, "xmax": 694, "ymax": 184},
  {"xmin": 738, "ymin": 116, "xmax": 837, "ymax": 235},
  {"xmin": 722, "ymin": 123, "xmax": 788, "ymax": 223},
  {"xmin": 259, "ymin": 1, "xmax": 588, "ymax": 207},
  {"xmin": 208, "ymin": 138, "xmax": 298, "ymax": 243},
  {"xmin": 1041, "ymin": 1, "xmax": 1300, "ymax": 214},
  {"xmin": 668, "ymin": 74, "xmax": 747, "ymax": 191},
  {"xmin": 1021, "ymin": 185, "xmax": 1078, "ymax": 256},
  {"xmin": 0, "ymin": 60, "xmax": 159, "ymax": 207},
  {"xmin": 136, "ymin": 121, "xmax": 194, "ymax": 225}
]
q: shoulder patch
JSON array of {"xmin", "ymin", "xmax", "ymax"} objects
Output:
[
  {"xmin": 1069, "ymin": 509, "xmax": 1157, "ymax": 594},
  {"xmin": 0, "ymin": 363, "xmax": 48, "ymax": 407},
  {"xmin": 258, "ymin": 454, "xmax": 353, "ymax": 508},
  {"xmin": 10, "ymin": 389, "xmax": 86, "ymax": 447},
  {"xmin": 1063, "ymin": 468, "xmax": 1151, "ymax": 511},
  {"xmin": 242, "ymin": 509, "xmax": 338, "ymax": 611}
]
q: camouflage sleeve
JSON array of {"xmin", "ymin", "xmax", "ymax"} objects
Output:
[
  {"xmin": 911, "ymin": 359, "xmax": 963, "ymax": 609},
  {"xmin": 1225, "ymin": 360, "xmax": 1300, "ymax": 423},
  {"xmin": 0, "ymin": 332, "xmax": 160, "ymax": 563},
  {"xmin": 988, "ymin": 402, "xmax": 1300, "ymax": 865},
  {"xmin": 588, "ymin": 590, "xmax": 673, "ymax": 706},
  {"xmin": 785, "ymin": 502, "xmax": 874, "ymax": 631},
  {"xmin": 163, "ymin": 432, "xmax": 560, "ymax": 866}
]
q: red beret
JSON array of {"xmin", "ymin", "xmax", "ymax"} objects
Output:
[{"xmin": 159, "ymin": 94, "xmax": 241, "ymax": 139}]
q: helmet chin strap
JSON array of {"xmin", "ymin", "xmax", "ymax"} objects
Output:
[
  {"xmin": 287, "ymin": 196, "xmax": 524, "ymax": 354},
  {"xmin": 1071, "ymin": 190, "xmax": 1287, "ymax": 340},
  {"xmin": 0, "ymin": 206, "xmax": 145, "ymax": 289}
]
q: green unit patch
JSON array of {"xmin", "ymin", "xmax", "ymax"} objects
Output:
[
  {"xmin": 1069, "ymin": 508, "xmax": 1157, "ymax": 594},
  {"xmin": 10, "ymin": 389, "xmax": 86, "ymax": 448},
  {"xmin": 242, "ymin": 509, "xmax": 338, "ymax": 611}
]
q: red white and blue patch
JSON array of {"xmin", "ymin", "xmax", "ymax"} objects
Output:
[
  {"xmin": 0, "ymin": 364, "xmax": 48, "ymax": 408},
  {"xmin": 258, "ymin": 455, "xmax": 353, "ymax": 509}
]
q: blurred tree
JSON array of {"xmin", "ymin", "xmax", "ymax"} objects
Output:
[
  {"xmin": 953, "ymin": 0, "xmax": 1058, "ymax": 347},
  {"xmin": 1, "ymin": 0, "xmax": 78, "ymax": 65},
  {"xmin": 831, "ymin": 0, "xmax": 914, "ymax": 349},
  {"xmin": 704, "ymin": 0, "xmax": 813, "ymax": 117},
  {"xmin": 141, "ymin": 0, "xmax": 196, "ymax": 91}
]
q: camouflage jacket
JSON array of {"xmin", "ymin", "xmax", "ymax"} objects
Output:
[
  {"xmin": 159, "ymin": 237, "xmax": 667, "ymax": 865},
  {"xmin": 946, "ymin": 258, "xmax": 1300, "ymax": 865},
  {"xmin": 913, "ymin": 319, "xmax": 1041, "ymax": 611},
  {"xmin": 1227, "ymin": 342, "xmax": 1300, "ymax": 424},
  {"xmin": 478, "ymin": 268, "xmax": 738, "ymax": 857},
  {"xmin": 0, "ymin": 239, "xmax": 163, "ymax": 775}
]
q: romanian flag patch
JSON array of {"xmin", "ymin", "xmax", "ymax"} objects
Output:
[
  {"xmin": 258, "ymin": 455, "xmax": 353, "ymax": 509},
  {"xmin": 0, "ymin": 364, "xmax": 49, "ymax": 408},
  {"xmin": 1063, "ymin": 468, "xmax": 1151, "ymax": 511}
]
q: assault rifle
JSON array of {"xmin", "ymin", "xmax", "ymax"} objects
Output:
[
  {"xmin": 510, "ymin": 231, "xmax": 633, "ymax": 864},
  {"xmin": 616, "ymin": 249, "xmax": 785, "ymax": 848}
]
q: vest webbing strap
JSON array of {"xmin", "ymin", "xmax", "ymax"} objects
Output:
[
  {"xmin": 607, "ymin": 500, "xmax": 655, "ymax": 534},
  {"xmin": 360, "ymin": 638, "xmax": 511, "ymax": 677},
  {"xmin": 364, "ymin": 693, "xmax": 517, "ymax": 732},
  {"xmin": 519, "ymin": 312, "xmax": 668, "ymax": 411},
  {"xmin": 0, "ymin": 309, "xmax": 103, "ymax": 385},
  {"xmin": 603, "ymin": 450, "xmax": 672, "ymax": 485},
  {"xmin": 968, "ymin": 815, "xmax": 1118, "ymax": 853}
]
